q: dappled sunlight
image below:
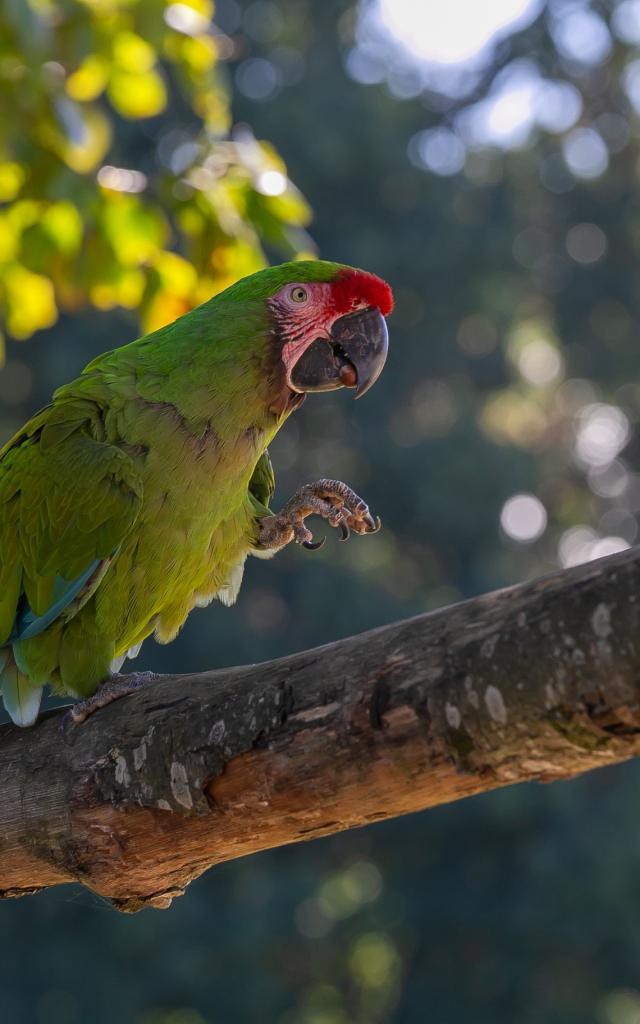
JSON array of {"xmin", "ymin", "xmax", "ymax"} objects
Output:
[
  {"xmin": 377, "ymin": 0, "xmax": 541, "ymax": 66},
  {"xmin": 574, "ymin": 404, "xmax": 631, "ymax": 469},
  {"xmin": 500, "ymin": 492, "xmax": 548, "ymax": 542},
  {"xmin": 558, "ymin": 524, "xmax": 629, "ymax": 567}
]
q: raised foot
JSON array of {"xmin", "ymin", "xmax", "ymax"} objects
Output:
[
  {"xmin": 258, "ymin": 478, "xmax": 381, "ymax": 551},
  {"xmin": 61, "ymin": 670, "xmax": 160, "ymax": 729}
]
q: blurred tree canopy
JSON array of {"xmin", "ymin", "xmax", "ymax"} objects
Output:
[
  {"xmin": 5, "ymin": 1, "xmax": 640, "ymax": 1022},
  {"xmin": 0, "ymin": 0, "xmax": 311, "ymax": 349}
]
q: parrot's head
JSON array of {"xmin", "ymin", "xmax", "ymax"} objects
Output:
[
  {"xmin": 217, "ymin": 260, "xmax": 393, "ymax": 409},
  {"xmin": 266, "ymin": 261, "xmax": 393, "ymax": 401}
]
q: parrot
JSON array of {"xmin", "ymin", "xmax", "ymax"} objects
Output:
[{"xmin": 0, "ymin": 259, "xmax": 393, "ymax": 727}]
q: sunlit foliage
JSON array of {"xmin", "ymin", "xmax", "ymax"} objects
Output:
[{"xmin": 0, "ymin": 0, "xmax": 312, "ymax": 350}]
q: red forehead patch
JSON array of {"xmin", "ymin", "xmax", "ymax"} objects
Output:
[{"xmin": 331, "ymin": 269, "xmax": 394, "ymax": 317}]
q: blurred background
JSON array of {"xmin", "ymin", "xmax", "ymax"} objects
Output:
[{"xmin": 3, "ymin": 0, "xmax": 640, "ymax": 1020}]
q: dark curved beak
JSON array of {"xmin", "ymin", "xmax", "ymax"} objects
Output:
[{"xmin": 290, "ymin": 307, "xmax": 389, "ymax": 399}]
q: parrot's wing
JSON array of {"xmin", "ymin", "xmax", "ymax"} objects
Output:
[
  {"xmin": 0, "ymin": 403, "xmax": 143, "ymax": 646},
  {"xmin": 248, "ymin": 449, "xmax": 275, "ymax": 516}
]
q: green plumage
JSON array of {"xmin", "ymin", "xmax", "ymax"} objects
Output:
[{"xmin": 0, "ymin": 260, "xmax": 346, "ymax": 725}]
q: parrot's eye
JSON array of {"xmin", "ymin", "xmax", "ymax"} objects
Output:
[{"xmin": 290, "ymin": 286, "xmax": 308, "ymax": 303}]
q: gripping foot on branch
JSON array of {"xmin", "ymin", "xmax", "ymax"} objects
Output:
[
  {"xmin": 62, "ymin": 671, "xmax": 160, "ymax": 729},
  {"xmin": 258, "ymin": 478, "xmax": 381, "ymax": 552}
]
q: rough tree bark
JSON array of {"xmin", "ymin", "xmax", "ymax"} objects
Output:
[{"xmin": 2, "ymin": 546, "xmax": 640, "ymax": 912}]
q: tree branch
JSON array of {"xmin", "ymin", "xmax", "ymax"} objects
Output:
[{"xmin": 3, "ymin": 547, "xmax": 640, "ymax": 912}]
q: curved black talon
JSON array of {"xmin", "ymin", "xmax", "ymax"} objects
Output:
[
  {"xmin": 302, "ymin": 536, "xmax": 326, "ymax": 550},
  {"xmin": 369, "ymin": 515, "xmax": 382, "ymax": 534},
  {"xmin": 339, "ymin": 520, "xmax": 351, "ymax": 542},
  {"xmin": 59, "ymin": 707, "xmax": 76, "ymax": 738}
]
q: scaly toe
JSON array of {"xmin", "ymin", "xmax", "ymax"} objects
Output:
[
  {"xmin": 327, "ymin": 507, "xmax": 346, "ymax": 527},
  {"xmin": 60, "ymin": 671, "xmax": 159, "ymax": 731}
]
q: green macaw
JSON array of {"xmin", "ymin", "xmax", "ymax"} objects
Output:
[{"xmin": 0, "ymin": 260, "xmax": 393, "ymax": 727}]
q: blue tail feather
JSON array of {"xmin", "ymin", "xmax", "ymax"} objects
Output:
[{"xmin": 11, "ymin": 559, "xmax": 102, "ymax": 642}]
